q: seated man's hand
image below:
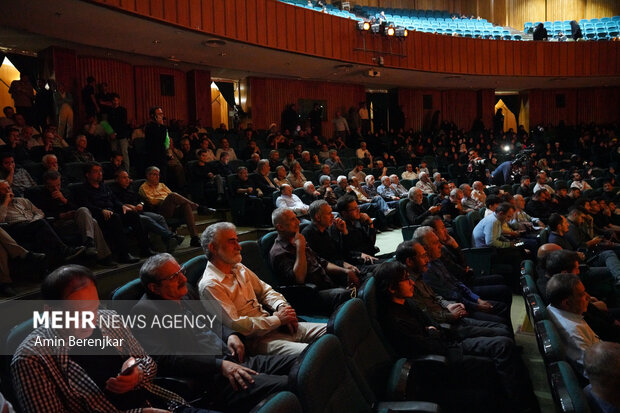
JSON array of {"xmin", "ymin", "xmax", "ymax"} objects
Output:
[
  {"xmin": 447, "ymin": 303, "xmax": 467, "ymax": 318},
  {"xmin": 102, "ymin": 209, "xmax": 114, "ymax": 220},
  {"xmin": 333, "ymin": 217, "xmax": 347, "ymax": 234},
  {"xmin": 227, "ymin": 334, "xmax": 245, "ymax": 363},
  {"xmin": 359, "ymin": 253, "xmax": 378, "ymax": 264},
  {"xmin": 359, "ymin": 212, "xmax": 372, "ymax": 225},
  {"xmin": 105, "ymin": 357, "xmax": 142, "ymax": 394},
  {"xmin": 345, "ymin": 269, "xmax": 360, "ymax": 287},
  {"xmin": 221, "ymin": 360, "xmax": 257, "ymax": 391},
  {"xmin": 293, "ymin": 232, "xmax": 306, "ymax": 250},
  {"xmin": 476, "ymin": 299, "xmax": 493, "ymax": 312},
  {"xmin": 275, "ymin": 305, "xmax": 298, "ymax": 333}
]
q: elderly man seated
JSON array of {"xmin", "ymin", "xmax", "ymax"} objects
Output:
[
  {"xmin": 139, "ymin": 166, "xmax": 201, "ymax": 247},
  {"xmin": 269, "ymin": 208, "xmax": 356, "ymax": 311},
  {"xmin": 405, "ymin": 187, "xmax": 441, "ymax": 225},
  {"xmin": 275, "ymin": 184, "xmax": 309, "ymax": 217},
  {"xmin": 415, "ymin": 171, "xmax": 436, "ymax": 195},
  {"xmin": 132, "ymin": 253, "xmax": 297, "ymax": 412},
  {"xmin": 198, "ymin": 222, "xmax": 326, "ymax": 356}
]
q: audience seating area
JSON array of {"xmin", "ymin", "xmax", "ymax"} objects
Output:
[{"xmin": 525, "ymin": 16, "xmax": 620, "ymax": 40}]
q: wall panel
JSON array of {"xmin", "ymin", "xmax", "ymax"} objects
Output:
[
  {"xmin": 187, "ymin": 69, "xmax": 212, "ymax": 126},
  {"xmin": 529, "ymin": 87, "xmax": 620, "ymax": 126},
  {"xmin": 77, "ymin": 56, "xmax": 136, "ymax": 122},
  {"xmin": 134, "ymin": 66, "xmax": 187, "ymax": 123},
  {"xmin": 91, "ymin": 0, "xmax": 620, "ymax": 78},
  {"xmin": 248, "ymin": 77, "xmax": 366, "ymax": 137}
]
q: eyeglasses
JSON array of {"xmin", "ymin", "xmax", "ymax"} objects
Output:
[{"xmin": 159, "ymin": 267, "xmax": 185, "ymax": 283}]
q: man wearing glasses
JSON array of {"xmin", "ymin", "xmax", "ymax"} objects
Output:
[
  {"xmin": 132, "ymin": 253, "xmax": 296, "ymax": 412},
  {"xmin": 199, "ymin": 222, "xmax": 326, "ymax": 356}
]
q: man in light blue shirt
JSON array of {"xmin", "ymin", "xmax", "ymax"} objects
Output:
[{"xmin": 472, "ymin": 202, "xmax": 515, "ymax": 248}]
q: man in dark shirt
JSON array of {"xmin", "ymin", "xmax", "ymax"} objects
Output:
[
  {"xmin": 336, "ymin": 195, "xmax": 381, "ymax": 265},
  {"xmin": 516, "ymin": 175, "xmax": 533, "ymax": 197},
  {"xmin": 415, "ymin": 226, "xmax": 512, "ymax": 328},
  {"xmin": 107, "ymin": 94, "xmax": 130, "ymax": 171},
  {"xmin": 525, "ymin": 188, "xmax": 554, "ymax": 222},
  {"xmin": 548, "ymin": 213, "xmax": 574, "ymax": 250},
  {"xmin": 269, "ymin": 207, "xmax": 354, "ymax": 312},
  {"xmin": 299, "ymin": 181, "xmax": 320, "ymax": 205},
  {"xmin": 187, "ymin": 149, "xmax": 225, "ymax": 206},
  {"xmin": 440, "ymin": 188, "xmax": 465, "ymax": 224},
  {"xmin": 144, "ymin": 106, "xmax": 169, "ymax": 183},
  {"xmin": 132, "ymin": 254, "xmax": 296, "ymax": 412},
  {"xmin": 110, "ymin": 170, "xmax": 183, "ymax": 253},
  {"xmin": 29, "ymin": 170, "xmax": 111, "ymax": 263},
  {"xmin": 73, "ymin": 161, "xmax": 144, "ymax": 263},
  {"xmin": 229, "ymin": 167, "xmax": 269, "ymax": 227},
  {"xmin": 395, "ymin": 240, "xmax": 512, "ymax": 338},
  {"xmin": 373, "ymin": 260, "xmax": 536, "ymax": 412}
]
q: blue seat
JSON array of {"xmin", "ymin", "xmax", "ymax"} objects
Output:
[
  {"xmin": 183, "ymin": 254, "xmax": 207, "ymax": 288},
  {"xmin": 250, "ymin": 391, "xmax": 302, "ymax": 413},
  {"xmin": 535, "ymin": 320, "xmax": 565, "ymax": 365},
  {"xmin": 547, "ymin": 361, "xmax": 590, "ymax": 413},
  {"xmin": 290, "ymin": 334, "xmax": 440, "ymax": 413}
]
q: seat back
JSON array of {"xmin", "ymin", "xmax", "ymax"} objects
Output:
[
  {"xmin": 328, "ymin": 299, "xmax": 400, "ymax": 400},
  {"xmin": 241, "ymin": 240, "xmax": 280, "ymax": 287},
  {"xmin": 538, "ymin": 227, "xmax": 550, "ymax": 245},
  {"xmin": 548, "ymin": 361, "xmax": 591, "ymax": 413},
  {"xmin": 109, "ymin": 278, "xmax": 145, "ymax": 313},
  {"xmin": 183, "ymin": 254, "xmax": 208, "ymax": 289},
  {"xmin": 525, "ymin": 293, "xmax": 547, "ymax": 323},
  {"xmin": 398, "ymin": 198, "xmax": 410, "ymax": 226},
  {"xmin": 290, "ymin": 334, "xmax": 373, "ymax": 413},
  {"xmin": 250, "ymin": 391, "xmax": 302, "ymax": 413},
  {"xmin": 454, "ymin": 215, "xmax": 472, "ymax": 248},
  {"xmin": 535, "ymin": 320, "xmax": 565, "ymax": 365},
  {"xmin": 520, "ymin": 274, "xmax": 538, "ymax": 297}
]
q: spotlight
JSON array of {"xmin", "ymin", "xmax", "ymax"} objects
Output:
[
  {"xmin": 357, "ymin": 21, "xmax": 370, "ymax": 31},
  {"xmin": 503, "ymin": 145, "xmax": 511, "ymax": 152},
  {"xmin": 395, "ymin": 27, "xmax": 408, "ymax": 37},
  {"xmin": 370, "ymin": 23, "xmax": 381, "ymax": 34},
  {"xmin": 386, "ymin": 26, "xmax": 395, "ymax": 36}
]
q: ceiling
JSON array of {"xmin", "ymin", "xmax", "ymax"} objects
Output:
[{"xmin": 1, "ymin": 0, "xmax": 619, "ymax": 91}]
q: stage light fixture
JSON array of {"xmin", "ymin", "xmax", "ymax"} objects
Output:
[
  {"xmin": 357, "ymin": 21, "xmax": 370, "ymax": 31},
  {"xmin": 395, "ymin": 27, "xmax": 408, "ymax": 37},
  {"xmin": 386, "ymin": 26, "xmax": 395, "ymax": 36},
  {"xmin": 370, "ymin": 23, "xmax": 381, "ymax": 34}
]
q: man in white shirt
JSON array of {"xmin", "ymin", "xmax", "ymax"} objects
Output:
[
  {"xmin": 198, "ymin": 222, "xmax": 326, "ymax": 356},
  {"xmin": 401, "ymin": 164, "xmax": 418, "ymax": 180},
  {"xmin": 275, "ymin": 184, "xmax": 309, "ymax": 217},
  {"xmin": 415, "ymin": 172, "xmax": 436, "ymax": 195},
  {"xmin": 533, "ymin": 171, "xmax": 555, "ymax": 195},
  {"xmin": 570, "ymin": 171, "xmax": 592, "ymax": 192},
  {"xmin": 546, "ymin": 273, "xmax": 601, "ymax": 378}
]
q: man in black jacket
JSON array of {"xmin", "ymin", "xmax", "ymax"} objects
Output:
[
  {"xmin": 144, "ymin": 106, "xmax": 169, "ymax": 183},
  {"xmin": 73, "ymin": 162, "xmax": 145, "ymax": 262},
  {"xmin": 110, "ymin": 170, "xmax": 183, "ymax": 252},
  {"xmin": 29, "ymin": 170, "xmax": 111, "ymax": 263},
  {"xmin": 132, "ymin": 254, "xmax": 296, "ymax": 412}
]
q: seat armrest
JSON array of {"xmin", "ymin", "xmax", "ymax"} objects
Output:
[
  {"xmin": 375, "ymin": 401, "xmax": 440, "ymax": 413},
  {"xmin": 279, "ymin": 283, "xmax": 327, "ymax": 314}
]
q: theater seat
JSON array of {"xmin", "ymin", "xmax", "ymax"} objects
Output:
[
  {"xmin": 520, "ymin": 274, "xmax": 538, "ymax": 297},
  {"xmin": 290, "ymin": 334, "xmax": 440, "ymax": 413},
  {"xmin": 328, "ymin": 299, "xmax": 447, "ymax": 403},
  {"xmin": 398, "ymin": 198, "xmax": 410, "ymax": 226},
  {"xmin": 110, "ymin": 278, "xmax": 145, "ymax": 314},
  {"xmin": 242, "ymin": 239, "xmax": 327, "ymax": 316},
  {"xmin": 535, "ymin": 320, "xmax": 565, "ymax": 365},
  {"xmin": 525, "ymin": 293, "xmax": 547, "ymax": 323},
  {"xmin": 183, "ymin": 254, "xmax": 208, "ymax": 289},
  {"xmin": 250, "ymin": 391, "xmax": 302, "ymax": 413},
  {"xmin": 547, "ymin": 361, "xmax": 590, "ymax": 413}
]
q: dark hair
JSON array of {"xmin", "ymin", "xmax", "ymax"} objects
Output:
[
  {"xmin": 520, "ymin": 175, "xmax": 530, "ymax": 183},
  {"xmin": 545, "ymin": 250, "xmax": 579, "ymax": 275},
  {"xmin": 41, "ymin": 264, "xmax": 96, "ymax": 301},
  {"xmin": 374, "ymin": 261, "xmax": 409, "ymax": 301},
  {"xmin": 485, "ymin": 195, "xmax": 500, "ymax": 207},
  {"xmin": 437, "ymin": 182, "xmax": 449, "ymax": 192},
  {"xmin": 83, "ymin": 161, "xmax": 102, "ymax": 175},
  {"xmin": 149, "ymin": 106, "xmax": 162, "ymax": 119},
  {"xmin": 546, "ymin": 273, "xmax": 581, "ymax": 307},
  {"xmin": 421, "ymin": 215, "xmax": 442, "ymax": 229},
  {"xmin": 395, "ymin": 240, "xmax": 417, "ymax": 263},
  {"xmin": 309, "ymin": 200, "xmax": 328, "ymax": 221},
  {"xmin": 42, "ymin": 170, "xmax": 61, "ymax": 183},
  {"xmin": 0, "ymin": 152, "xmax": 15, "ymax": 163},
  {"xmin": 336, "ymin": 195, "xmax": 357, "ymax": 213},
  {"xmin": 495, "ymin": 202, "xmax": 514, "ymax": 214},
  {"xmin": 547, "ymin": 213, "xmax": 564, "ymax": 231}
]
